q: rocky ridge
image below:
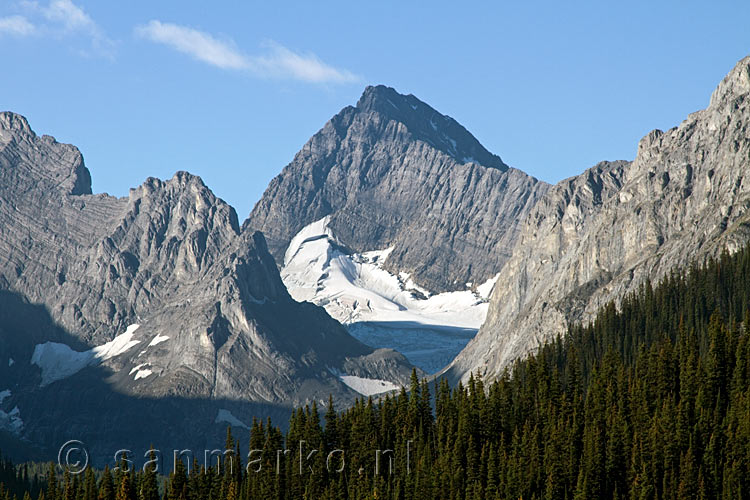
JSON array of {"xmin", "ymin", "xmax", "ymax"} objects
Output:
[
  {"xmin": 0, "ymin": 113, "xmax": 414, "ymax": 460},
  {"xmin": 246, "ymin": 85, "xmax": 550, "ymax": 293},
  {"xmin": 447, "ymin": 56, "xmax": 750, "ymax": 382}
]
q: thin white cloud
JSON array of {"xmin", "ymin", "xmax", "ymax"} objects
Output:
[
  {"xmin": 134, "ymin": 20, "xmax": 248, "ymax": 70},
  {"xmin": 135, "ymin": 20, "xmax": 360, "ymax": 84},
  {"xmin": 17, "ymin": 0, "xmax": 114, "ymax": 56},
  {"xmin": 37, "ymin": 0, "xmax": 95, "ymax": 31},
  {"xmin": 0, "ymin": 15, "xmax": 35, "ymax": 36},
  {"xmin": 255, "ymin": 40, "xmax": 359, "ymax": 84}
]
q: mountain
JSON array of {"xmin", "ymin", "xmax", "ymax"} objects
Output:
[
  {"xmin": 245, "ymin": 86, "xmax": 550, "ymax": 373},
  {"xmin": 447, "ymin": 56, "xmax": 750, "ymax": 382},
  {"xmin": 245, "ymin": 85, "xmax": 550, "ymax": 294},
  {"xmin": 0, "ymin": 112, "xmax": 414, "ymax": 461}
]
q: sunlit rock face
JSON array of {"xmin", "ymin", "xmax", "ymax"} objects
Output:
[{"xmin": 448, "ymin": 56, "xmax": 750, "ymax": 383}]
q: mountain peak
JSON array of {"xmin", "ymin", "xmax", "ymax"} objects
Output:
[
  {"xmin": 356, "ymin": 85, "xmax": 417, "ymax": 114},
  {"xmin": 0, "ymin": 112, "xmax": 32, "ymax": 134},
  {"xmin": 0, "ymin": 111, "xmax": 91, "ymax": 196},
  {"xmin": 710, "ymin": 55, "xmax": 750, "ymax": 107},
  {"xmin": 354, "ymin": 84, "xmax": 507, "ymax": 171}
]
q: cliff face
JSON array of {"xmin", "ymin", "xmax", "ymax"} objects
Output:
[
  {"xmin": 448, "ymin": 56, "xmax": 750, "ymax": 382},
  {"xmin": 246, "ymin": 85, "xmax": 549, "ymax": 293},
  {"xmin": 0, "ymin": 112, "xmax": 414, "ymax": 460}
]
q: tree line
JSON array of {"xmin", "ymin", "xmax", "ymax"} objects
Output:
[{"xmin": 3, "ymin": 245, "xmax": 750, "ymax": 499}]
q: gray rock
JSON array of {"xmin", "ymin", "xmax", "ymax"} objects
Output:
[
  {"xmin": 0, "ymin": 113, "xmax": 415, "ymax": 461},
  {"xmin": 447, "ymin": 55, "xmax": 750, "ymax": 382},
  {"xmin": 245, "ymin": 85, "xmax": 550, "ymax": 293}
]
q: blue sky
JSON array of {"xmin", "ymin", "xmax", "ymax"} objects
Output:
[{"xmin": 1, "ymin": 1, "xmax": 749, "ymax": 219}]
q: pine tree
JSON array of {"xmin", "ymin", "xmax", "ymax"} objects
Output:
[
  {"xmin": 139, "ymin": 449, "xmax": 159, "ymax": 500},
  {"xmin": 98, "ymin": 466, "xmax": 114, "ymax": 500}
]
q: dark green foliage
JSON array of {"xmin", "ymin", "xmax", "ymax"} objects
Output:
[{"xmin": 4, "ymin": 245, "xmax": 750, "ymax": 499}]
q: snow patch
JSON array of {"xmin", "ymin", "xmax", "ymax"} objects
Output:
[
  {"xmin": 215, "ymin": 409, "xmax": 249, "ymax": 429},
  {"xmin": 8, "ymin": 358, "xmax": 14, "ymax": 367},
  {"xmin": 477, "ymin": 273, "xmax": 499, "ymax": 299},
  {"xmin": 0, "ymin": 400, "xmax": 23, "ymax": 434},
  {"xmin": 339, "ymin": 375, "xmax": 399, "ymax": 396},
  {"xmin": 129, "ymin": 363, "xmax": 153, "ymax": 380},
  {"xmin": 148, "ymin": 335, "xmax": 170, "ymax": 347},
  {"xmin": 129, "ymin": 363, "xmax": 147, "ymax": 375},
  {"xmin": 134, "ymin": 369, "xmax": 153, "ymax": 380},
  {"xmin": 31, "ymin": 325, "xmax": 141, "ymax": 386},
  {"xmin": 30, "ymin": 343, "xmax": 96, "ymax": 386},
  {"xmin": 281, "ymin": 219, "xmax": 489, "ymax": 329},
  {"xmin": 91, "ymin": 324, "xmax": 141, "ymax": 361}
]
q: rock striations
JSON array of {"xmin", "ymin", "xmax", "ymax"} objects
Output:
[
  {"xmin": 0, "ymin": 112, "xmax": 414, "ymax": 460},
  {"xmin": 447, "ymin": 56, "xmax": 750, "ymax": 382},
  {"xmin": 246, "ymin": 85, "xmax": 550, "ymax": 293},
  {"xmin": 2, "ymin": 55, "xmax": 749, "ymax": 460}
]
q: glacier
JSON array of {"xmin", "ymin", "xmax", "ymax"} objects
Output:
[{"xmin": 281, "ymin": 218, "xmax": 495, "ymax": 374}]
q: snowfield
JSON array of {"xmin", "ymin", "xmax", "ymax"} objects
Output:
[
  {"xmin": 282, "ymin": 217, "xmax": 493, "ymax": 328},
  {"xmin": 31, "ymin": 324, "xmax": 141, "ymax": 386},
  {"xmin": 339, "ymin": 375, "xmax": 400, "ymax": 396},
  {"xmin": 282, "ymin": 218, "xmax": 495, "ymax": 374},
  {"xmin": 215, "ymin": 409, "xmax": 249, "ymax": 429}
]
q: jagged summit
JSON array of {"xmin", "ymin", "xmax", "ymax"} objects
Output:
[
  {"xmin": 0, "ymin": 112, "xmax": 415, "ymax": 459},
  {"xmin": 0, "ymin": 111, "xmax": 32, "ymax": 134},
  {"xmin": 246, "ymin": 85, "xmax": 548, "ymax": 292},
  {"xmin": 0, "ymin": 110, "xmax": 91, "ymax": 195},
  {"xmin": 355, "ymin": 84, "xmax": 507, "ymax": 170},
  {"xmin": 710, "ymin": 55, "xmax": 750, "ymax": 107}
]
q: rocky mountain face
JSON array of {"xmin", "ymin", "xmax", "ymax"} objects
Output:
[
  {"xmin": 4, "ymin": 54, "xmax": 748, "ymax": 461},
  {"xmin": 0, "ymin": 112, "xmax": 414, "ymax": 462},
  {"xmin": 447, "ymin": 56, "xmax": 750, "ymax": 382},
  {"xmin": 246, "ymin": 85, "xmax": 550, "ymax": 293}
]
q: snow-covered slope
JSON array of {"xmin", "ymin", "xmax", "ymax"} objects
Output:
[
  {"xmin": 30, "ymin": 325, "xmax": 141, "ymax": 386},
  {"xmin": 338, "ymin": 375, "xmax": 399, "ymax": 396},
  {"xmin": 281, "ymin": 218, "xmax": 495, "ymax": 373}
]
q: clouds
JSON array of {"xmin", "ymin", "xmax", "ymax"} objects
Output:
[
  {"xmin": 0, "ymin": 0, "xmax": 114, "ymax": 56},
  {"xmin": 36, "ymin": 0, "xmax": 95, "ymax": 31},
  {"xmin": 0, "ymin": 15, "xmax": 35, "ymax": 36},
  {"xmin": 253, "ymin": 40, "xmax": 360, "ymax": 84},
  {"xmin": 135, "ymin": 20, "xmax": 359, "ymax": 84},
  {"xmin": 0, "ymin": 2, "xmax": 359, "ymax": 85},
  {"xmin": 134, "ymin": 20, "xmax": 248, "ymax": 71}
]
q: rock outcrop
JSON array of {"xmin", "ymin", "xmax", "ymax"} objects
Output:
[
  {"xmin": 246, "ymin": 85, "xmax": 550, "ymax": 293},
  {"xmin": 0, "ymin": 112, "xmax": 414, "ymax": 461},
  {"xmin": 447, "ymin": 56, "xmax": 750, "ymax": 382}
]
